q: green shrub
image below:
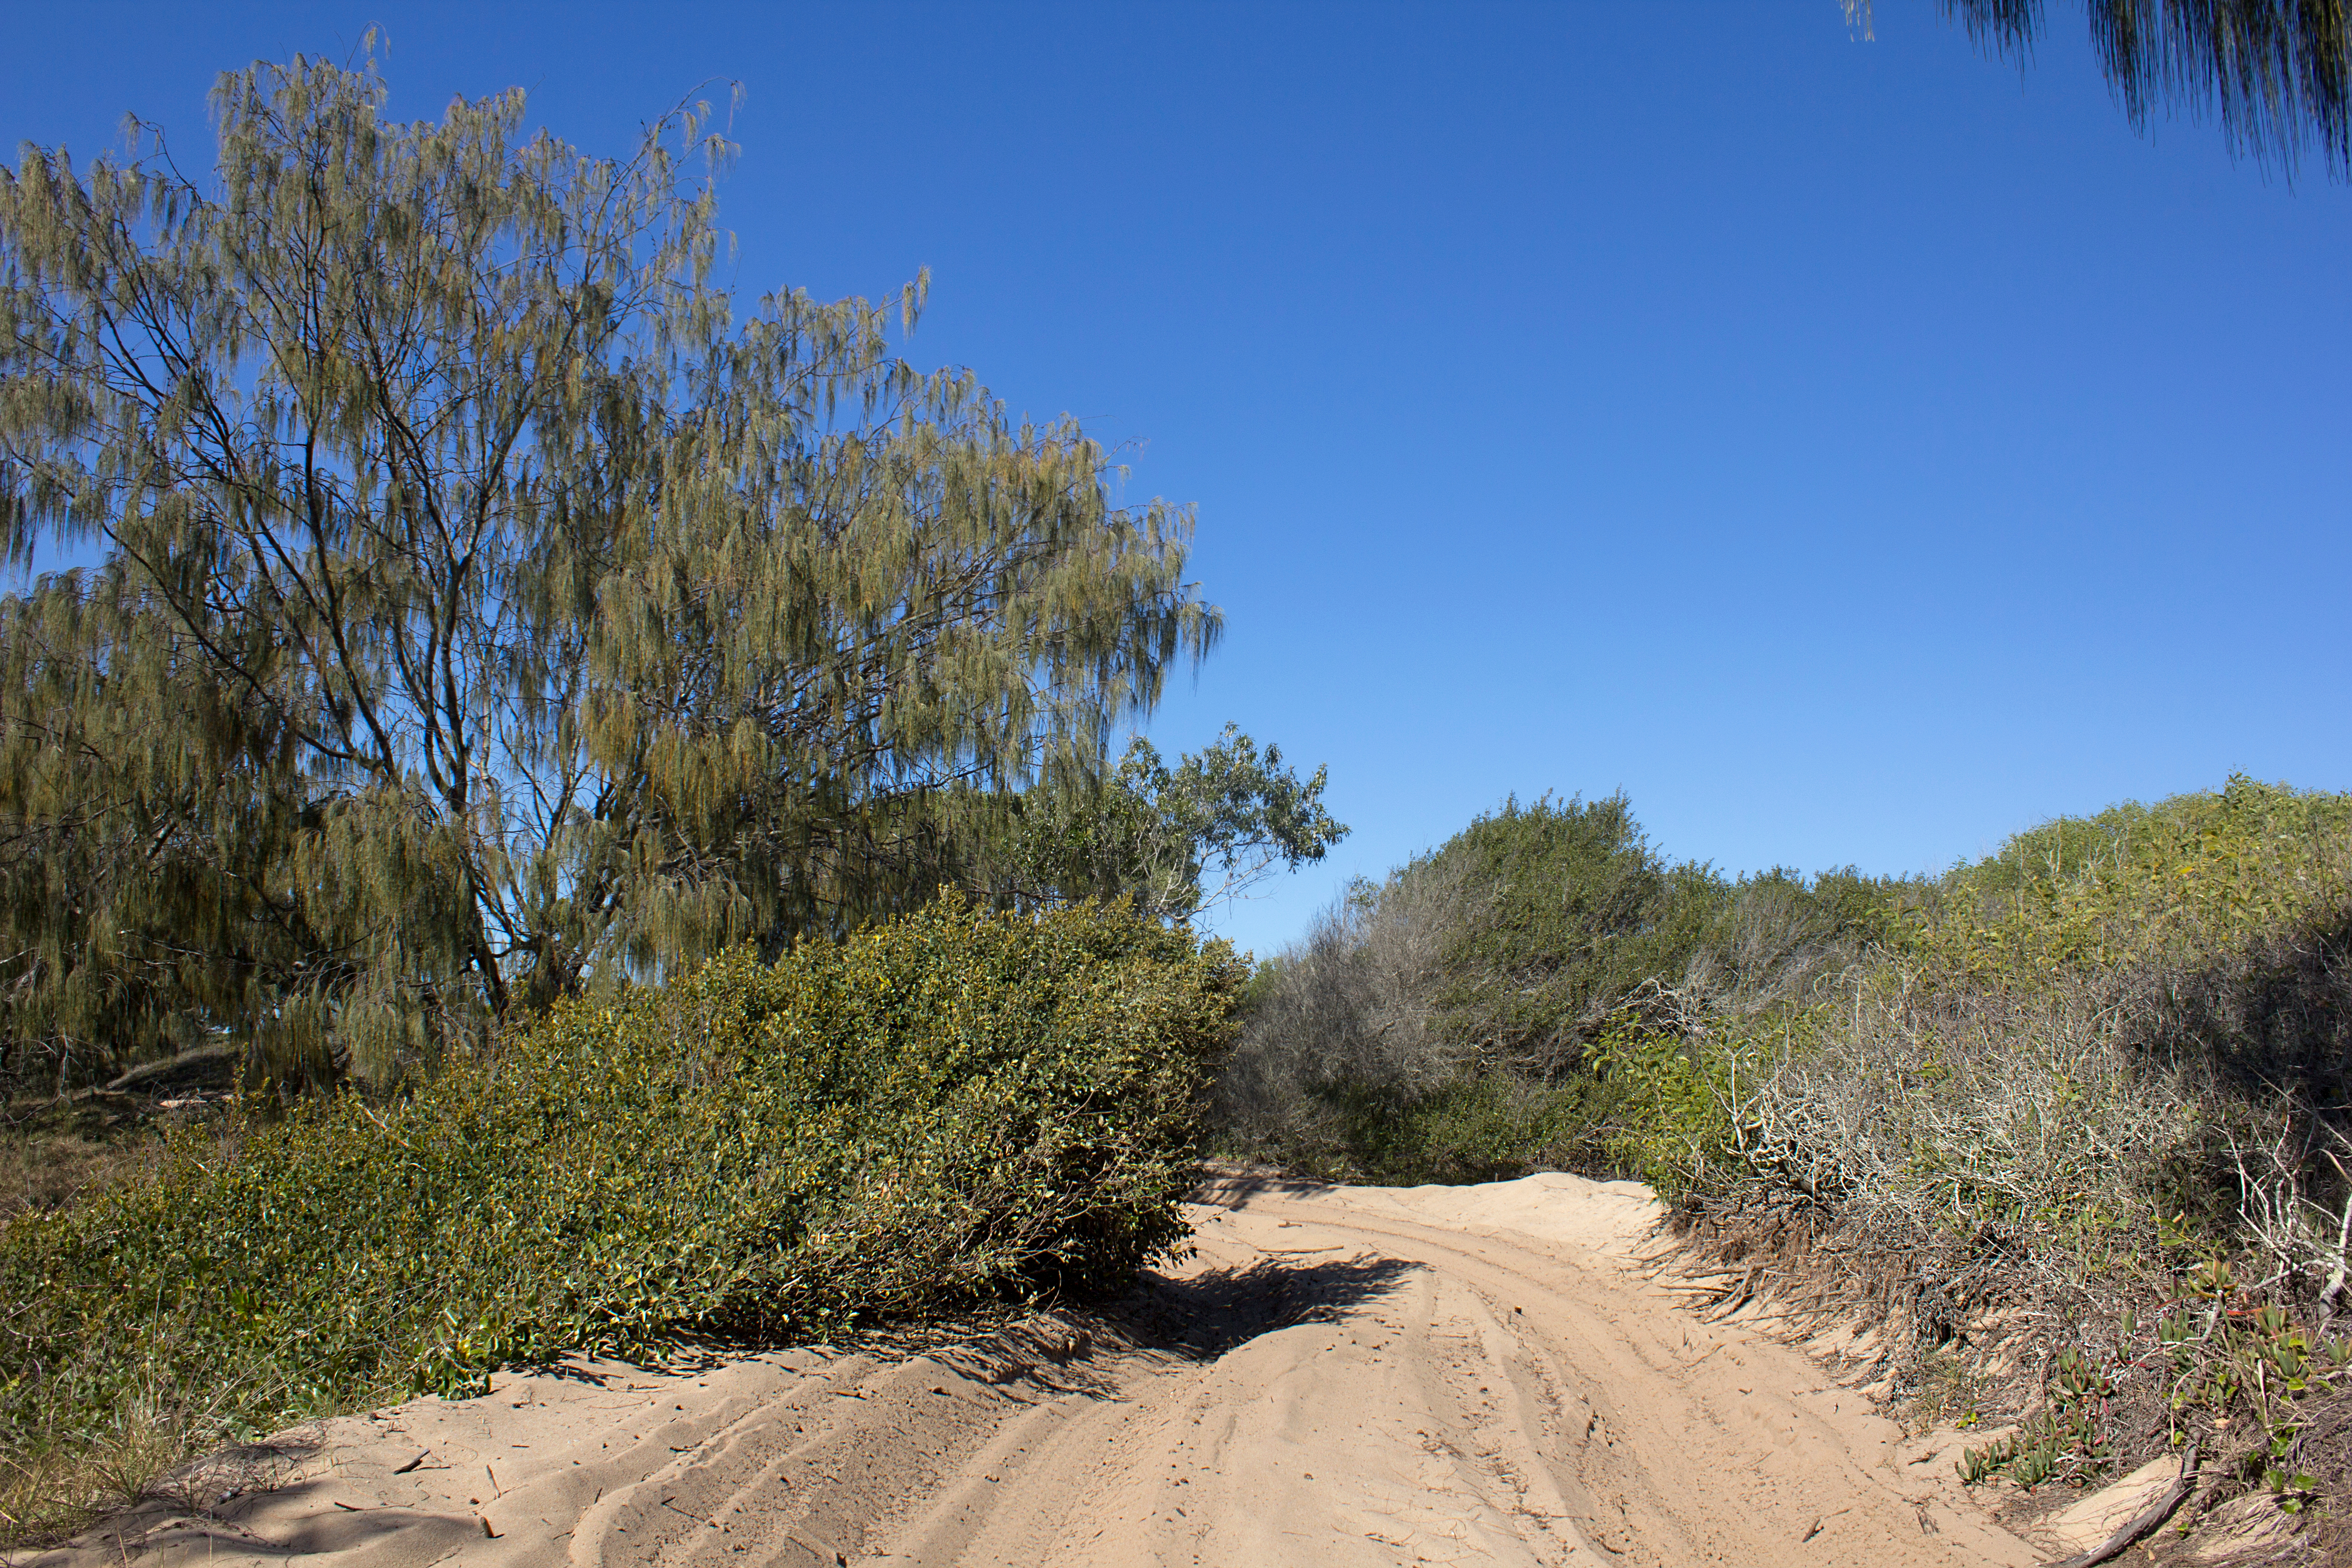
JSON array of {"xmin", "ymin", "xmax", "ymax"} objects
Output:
[
  {"xmin": 1320, "ymin": 1074, "xmax": 1623, "ymax": 1185},
  {"xmin": 1911, "ymin": 774, "xmax": 2352, "ymax": 987},
  {"xmin": 1588, "ymin": 1017, "xmax": 1750, "ymax": 1200},
  {"xmin": 0, "ymin": 896, "xmax": 1241, "ymax": 1534},
  {"xmin": 1625, "ymin": 780, "xmax": 2352, "ymax": 1523},
  {"xmin": 1219, "ymin": 1073, "xmax": 1620, "ymax": 1186},
  {"xmin": 1607, "ymin": 779, "xmax": 2352, "ymax": 1238},
  {"xmin": 1212, "ymin": 792, "xmax": 1900, "ymax": 1187},
  {"xmin": 1411, "ymin": 793, "xmax": 1726, "ymax": 1076}
]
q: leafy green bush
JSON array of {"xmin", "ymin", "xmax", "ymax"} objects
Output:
[
  {"xmin": 1313, "ymin": 1075, "xmax": 1621, "ymax": 1186},
  {"xmin": 1601, "ymin": 779, "xmax": 2352, "ymax": 1225},
  {"xmin": 0, "ymin": 896, "xmax": 1241, "ymax": 1535},
  {"xmin": 1213, "ymin": 790, "xmax": 1899, "ymax": 1186},
  {"xmin": 1411, "ymin": 793, "xmax": 1725, "ymax": 1075},
  {"xmin": 1620, "ymin": 779, "xmax": 2352, "ymax": 1525},
  {"xmin": 1220, "ymin": 775, "xmax": 2352, "ymax": 1526}
]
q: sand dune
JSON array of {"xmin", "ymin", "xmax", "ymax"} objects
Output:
[{"xmin": 37, "ymin": 1173, "xmax": 2049, "ymax": 1567}]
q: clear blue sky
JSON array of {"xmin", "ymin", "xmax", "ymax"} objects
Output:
[{"xmin": 6, "ymin": 2, "xmax": 2347, "ymax": 960}]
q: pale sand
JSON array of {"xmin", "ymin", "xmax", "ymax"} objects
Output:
[{"xmin": 32, "ymin": 1172, "xmax": 2057, "ymax": 1567}]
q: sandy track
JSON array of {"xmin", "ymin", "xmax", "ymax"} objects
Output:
[{"xmin": 38, "ymin": 1174, "xmax": 2044, "ymax": 1568}]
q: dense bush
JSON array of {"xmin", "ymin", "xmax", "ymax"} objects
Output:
[
  {"xmin": 1297, "ymin": 1075, "xmax": 1621, "ymax": 1186},
  {"xmin": 1622, "ymin": 778, "xmax": 2352, "ymax": 1277},
  {"xmin": 1213, "ymin": 792, "xmax": 1896, "ymax": 1182},
  {"xmin": 1219, "ymin": 777, "xmax": 2352, "ymax": 1531},
  {"xmin": 1413, "ymin": 794, "xmax": 1726, "ymax": 1074},
  {"xmin": 1597, "ymin": 778, "xmax": 2352, "ymax": 1527},
  {"xmin": 0, "ymin": 896, "xmax": 1241, "ymax": 1535}
]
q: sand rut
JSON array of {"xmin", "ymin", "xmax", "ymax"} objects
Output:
[{"xmin": 34, "ymin": 1174, "xmax": 2043, "ymax": 1568}]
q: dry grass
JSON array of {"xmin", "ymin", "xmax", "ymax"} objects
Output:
[
  {"xmin": 1717, "ymin": 965, "xmax": 2204, "ymax": 1331},
  {"xmin": 0, "ymin": 1125, "xmax": 159, "ymax": 1219},
  {"xmin": 0, "ymin": 1373, "xmax": 221, "ymax": 1545},
  {"xmin": 0, "ymin": 1046, "xmax": 239, "ymax": 1221},
  {"xmin": 0, "ymin": 1100, "xmax": 191, "ymax": 1544},
  {"xmin": 1663, "ymin": 955, "xmax": 2352, "ymax": 1559}
]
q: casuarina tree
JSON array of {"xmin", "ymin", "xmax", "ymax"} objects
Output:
[
  {"xmin": 1852, "ymin": 1, "xmax": 2351, "ymax": 181},
  {"xmin": 0, "ymin": 51, "xmax": 1322, "ymax": 1090}
]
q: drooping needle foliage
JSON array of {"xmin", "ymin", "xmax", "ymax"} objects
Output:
[
  {"xmin": 1850, "ymin": 1, "xmax": 2352, "ymax": 181},
  {"xmin": 0, "ymin": 53, "xmax": 1265, "ymax": 1088}
]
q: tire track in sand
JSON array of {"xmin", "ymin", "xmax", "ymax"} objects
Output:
[
  {"xmin": 863, "ymin": 1175, "xmax": 2038, "ymax": 1568},
  {"xmin": 33, "ymin": 1173, "xmax": 2044, "ymax": 1568}
]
